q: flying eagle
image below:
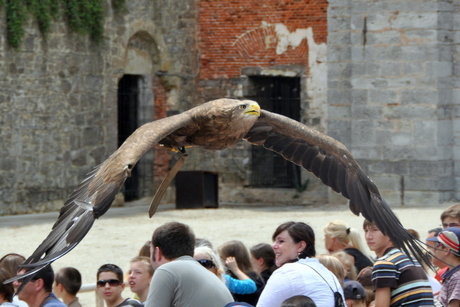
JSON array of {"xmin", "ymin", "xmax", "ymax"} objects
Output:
[{"xmin": 6, "ymin": 98, "xmax": 431, "ymax": 287}]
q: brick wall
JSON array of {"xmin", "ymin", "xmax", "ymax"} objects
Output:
[
  {"xmin": 198, "ymin": 0, "xmax": 328, "ymax": 79},
  {"xmin": 152, "ymin": 76, "xmax": 172, "ymax": 189}
]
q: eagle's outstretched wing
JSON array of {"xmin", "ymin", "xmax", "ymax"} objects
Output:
[
  {"xmin": 244, "ymin": 110, "xmax": 431, "ymax": 268},
  {"xmin": 6, "ymin": 98, "xmax": 259, "ymax": 287},
  {"xmin": 5, "ymin": 111, "xmax": 195, "ymax": 286}
]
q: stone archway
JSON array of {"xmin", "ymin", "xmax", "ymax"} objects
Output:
[{"xmin": 117, "ymin": 31, "xmax": 163, "ymax": 200}]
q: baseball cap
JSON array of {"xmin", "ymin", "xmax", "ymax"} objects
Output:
[
  {"xmin": 343, "ymin": 280, "xmax": 366, "ymax": 300},
  {"xmin": 427, "ymin": 227, "xmax": 460, "ymax": 257}
]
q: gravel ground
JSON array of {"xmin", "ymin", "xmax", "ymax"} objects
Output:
[{"xmin": 0, "ymin": 199, "xmax": 449, "ymax": 306}]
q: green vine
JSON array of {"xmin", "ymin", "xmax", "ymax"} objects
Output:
[{"xmin": 2, "ymin": 0, "xmax": 126, "ymax": 49}]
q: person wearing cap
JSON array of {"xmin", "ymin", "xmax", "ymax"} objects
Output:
[
  {"xmin": 363, "ymin": 219, "xmax": 434, "ymax": 307},
  {"xmin": 427, "ymin": 227, "xmax": 460, "ymax": 307},
  {"xmin": 343, "ymin": 281, "xmax": 366, "ymax": 307}
]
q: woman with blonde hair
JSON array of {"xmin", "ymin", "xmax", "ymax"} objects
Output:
[{"xmin": 323, "ymin": 220, "xmax": 373, "ymax": 272}]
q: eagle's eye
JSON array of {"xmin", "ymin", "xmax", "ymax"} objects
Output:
[{"xmin": 239, "ymin": 105, "xmax": 247, "ymax": 110}]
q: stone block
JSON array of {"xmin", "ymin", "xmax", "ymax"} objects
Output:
[
  {"xmin": 329, "ymin": 105, "xmax": 352, "ymax": 119},
  {"xmin": 351, "ymin": 119, "xmax": 375, "ymax": 145},
  {"xmin": 366, "ymin": 13, "xmax": 392, "ymax": 31},
  {"xmin": 426, "ymin": 61, "xmax": 453, "ymax": 78},
  {"xmin": 391, "ymin": 12, "xmax": 438, "ymax": 30},
  {"xmin": 404, "ymin": 62, "xmax": 425, "ymax": 75},
  {"xmin": 381, "ymin": 62, "xmax": 402, "ymax": 77},
  {"xmin": 383, "ymin": 146, "xmax": 417, "ymax": 160},
  {"xmin": 328, "ymin": 120, "xmax": 352, "ymax": 145},
  {"xmin": 329, "ymin": 89, "xmax": 351, "ymax": 105},
  {"xmin": 352, "ymin": 147, "xmax": 382, "ymax": 160},
  {"xmin": 408, "ymin": 160, "xmax": 453, "ymax": 178},
  {"xmin": 369, "ymin": 90, "xmax": 398, "ymax": 104},
  {"xmin": 329, "ymin": 63, "xmax": 352, "ymax": 78},
  {"xmin": 353, "ymin": 105, "xmax": 383, "ymax": 119},
  {"xmin": 403, "ymin": 191, "xmax": 443, "ymax": 207},
  {"xmin": 366, "ymin": 31, "xmax": 401, "ymax": 45},
  {"xmin": 401, "ymin": 89, "xmax": 438, "ymax": 105}
]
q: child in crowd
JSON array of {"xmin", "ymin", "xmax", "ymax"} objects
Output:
[
  {"xmin": 96, "ymin": 264, "xmax": 142, "ymax": 307},
  {"xmin": 53, "ymin": 267, "xmax": 82, "ymax": 307},
  {"xmin": 343, "ymin": 281, "xmax": 366, "ymax": 307},
  {"xmin": 128, "ymin": 256, "xmax": 154, "ymax": 304},
  {"xmin": 219, "ymin": 240, "xmax": 265, "ymax": 306},
  {"xmin": 249, "ymin": 243, "xmax": 276, "ymax": 284}
]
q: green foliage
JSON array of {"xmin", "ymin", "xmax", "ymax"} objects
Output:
[
  {"xmin": 1, "ymin": 0, "xmax": 126, "ymax": 49},
  {"xmin": 6, "ymin": 0, "xmax": 26, "ymax": 48},
  {"xmin": 62, "ymin": 0, "xmax": 104, "ymax": 42}
]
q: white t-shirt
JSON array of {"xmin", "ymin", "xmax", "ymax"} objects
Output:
[{"xmin": 256, "ymin": 258, "xmax": 344, "ymax": 307}]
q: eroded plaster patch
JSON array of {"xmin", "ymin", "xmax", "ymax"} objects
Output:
[{"xmin": 271, "ymin": 22, "xmax": 328, "ymax": 132}]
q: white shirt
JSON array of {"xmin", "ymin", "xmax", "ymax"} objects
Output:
[{"xmin": 256, "ymin": 258, "xmax": 344, "ymax": 307}]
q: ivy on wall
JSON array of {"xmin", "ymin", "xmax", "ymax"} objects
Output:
[{"xmin": 2, "ymin": 0, "xmax": 126, "ymax": 49}]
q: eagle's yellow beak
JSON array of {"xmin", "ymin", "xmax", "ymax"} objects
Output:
[{"xmin": 244, "ymin": 103, "xmax": 261, "ymax": 116}]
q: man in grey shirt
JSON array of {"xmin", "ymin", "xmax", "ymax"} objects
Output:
[{"xmin": 145, "ymin": 222, "xmax": 234, "ymax": 307}]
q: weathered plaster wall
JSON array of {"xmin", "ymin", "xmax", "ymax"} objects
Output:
[{"xmin": 189, "ymin": 0, "xmax": 330, "ymax": 205}]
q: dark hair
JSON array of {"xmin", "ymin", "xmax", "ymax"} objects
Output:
[
  {"xmin": 282, "ymin": 295, "xmax": 317, "ymax": 307},
  {"xmin": 97, "ymin": 264, "xmax": 123, "ymax": 281},
  {"xmin": 428, "ymin": 227, "xmax": 442, "ymax": 236},
  {"xmin": 0, "ymin": 268, "xmax": 14, "ymax": 302},
  {"xmin": 138, "ymin": 240, "xmax": 151, "ymax": 258},
  {"xmin": 55, "ymin": 267, "xmax": 82, "ymax": 296},
  {"xmin": 0, "ymin": 253, "xmax": 26, "ymax": 277},
  {"xmin": 250, "ymin": 243, "xmax": 276, "ymax": 269},
  {"xmin": 362, "ymin": 219, "xmax": 376, "ymax": 230},
  {"xmin": 219, "ymin": 240, "xmax": 254, "ymax": 275},
  {"xmin": 33, "ymin": 265, "xmax": 55, "ymax": 293},
  {"xmin": 272, "ymin": 222, "xmax": 316, "ymax": 258},
  {"xmin": 151, "ymin": 222, "xmax": 195, "ymax": 259}
]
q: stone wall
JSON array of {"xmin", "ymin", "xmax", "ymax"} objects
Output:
[
  {"xmin": 0, "ymin": 0, "xmax": 198, "ymax": 215},
  {"xmin": 327, "ymin": 0, "xmax": 459, "ymax": 206}
]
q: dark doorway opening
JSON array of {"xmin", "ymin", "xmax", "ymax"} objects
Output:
[
  {"xmin": 118, "ymin": 75, "xmax": 141, "ymax": 201},
  {"xmin": 247, "ymin": 76, "xmax": 301, "ymax": 188}
]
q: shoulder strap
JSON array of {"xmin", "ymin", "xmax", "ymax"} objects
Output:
[{"xmin": 300, "ymin": 262, "xmax": 340, "ymax": 293}]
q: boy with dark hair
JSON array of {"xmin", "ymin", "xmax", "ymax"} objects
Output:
[
  {"xmin": 427, "ymin": 227, "xmax": 460, "ymax": 306},
  {"xmin": 363, "ymin": 220, "xmax": 434, "ymax": 307},
  {"xmin": 96, "ymin": 264, "xmax": 141, "ymax": 307},
  {"xmin": 146, "ymin": 222, "xmax": 234, "ymax": 307},
  {"xmin": 53, "ymin": 267, "xmax": 82, "ymax": 307}
]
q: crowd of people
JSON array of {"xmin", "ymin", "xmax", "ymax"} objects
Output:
[{"xmin": 0, "ymin": 204, "xmax": 459, "ymax": 307}]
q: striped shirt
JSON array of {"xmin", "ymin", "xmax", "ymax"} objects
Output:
[{"xmin": 372, "ymin": 248, "xmax": 434, "ymax": 307}]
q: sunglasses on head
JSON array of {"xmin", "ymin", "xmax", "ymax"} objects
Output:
[
  {"xmin": 97, "ymin": 279, "xmax": 121, "ymax": 288},
  {"xmin": 197, "ymin": 259, "xmax": 215, "ymax": 269}
]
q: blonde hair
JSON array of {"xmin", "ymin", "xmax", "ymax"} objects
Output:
[
  {"xmin": 130, "ymin": 256, "xmax": 154, "ymax": 277},
  {"xmin": 332, "ymin": 251, "xmax": 357, "ymax": 281},
  {"xmin": 317, "ymin": 254, "xmax": 345, "ymax": 287},
  {"xmin": 194, "ymin": 245, "xmax": 225, "ymax": 283},
  {"xmin": 324, "ymin": 220, "xmax": 371, "ymax": 261}
]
